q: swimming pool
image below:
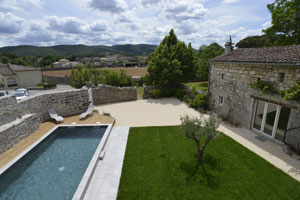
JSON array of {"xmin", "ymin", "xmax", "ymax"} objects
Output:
[{"xmin": 0, "ymin": 125, "xmax": 111, "ymax": 200}]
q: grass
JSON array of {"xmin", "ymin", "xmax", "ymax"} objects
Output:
[
  {"xmin": 137, "ymin": 86, "xmax": 144, "ymax": 99},
  {"xmin": 185, "ymin": 81, "xmax": 208, "ymax": 91},
  {"xmin": 117, "ymin": 126, "xmax": 300, "ymax": 200}
]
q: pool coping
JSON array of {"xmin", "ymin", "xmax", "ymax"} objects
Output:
[{"xmin": 0, "ymin": 123, "xmax": 113, "ymax": 200}]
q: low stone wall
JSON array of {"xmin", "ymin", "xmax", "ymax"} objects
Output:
[
  {"xmin": 0, "ymin": 114, "xmax": 39, "ymax": 155},
  {"xmin": 92, "ymin": 84, "xmax": 137, "ymax": 105},
  {"xmin": 0, "ymin": 96, "xmax": 18, "ymax": 127},
  {"xmin": 18, "ymin": 89, "xmax": 89, "ymax": 122},
  {"xmin": 44, "ymin": 75, "xmax": 70, "ymax": 85}
]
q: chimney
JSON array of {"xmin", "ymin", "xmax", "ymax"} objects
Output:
[{"xmin": 225, "ymin": 35, "xmax": 233, "ymax": 55}]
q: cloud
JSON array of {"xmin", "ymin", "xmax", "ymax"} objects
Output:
[
  {"xmin": 0, "ymin": 13, "xmax": 23, "ymax": 34},
  {"xmin": 140, "ymin": 0, "xmax": 161, "ymax": 6},
  {"xmin": 165, "ymin": 0, "xmax": 207, "ymax": 22},
  {"xmin": 89, "ymin": 0, "xmax": 127, "ymax": 13},
  {"xmin": 90, "ymin": 20, "xmax": 109, "ymax": 32},
  {"xmin": 46, "ymin": 16, "xmax": 88, "ymax": 34},
  {"xmin": 222, "ymin": 0, "xmax": 239, "ymax": 3}
]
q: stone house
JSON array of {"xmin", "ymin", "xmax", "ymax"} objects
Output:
[
  {"xmin": 209, "ymin": 44, "xmax": 300, "ymax": 149},
  {"xmin": 0, "ymin": 64, "xmax": 42, "ymax": 88}
]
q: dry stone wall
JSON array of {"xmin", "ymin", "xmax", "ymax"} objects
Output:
[
  {"xmin": 0, "ymin": 96, "xmax": 18, "ymax": 127},
  {"xmin": 92, "ymin": 84, "xmax": 137, "ymax": 105},
  {"xmin": 18, "ymin": 89, "xmax": 89, "ymax": 122},
  {"xmin": 0, "ymin": 114, "xmax": 39, "ymax": 155}
]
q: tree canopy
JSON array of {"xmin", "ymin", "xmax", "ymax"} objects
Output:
[
  {"xmin": 196, "ymin": 43, "xmax": 224, "ymax": 80},
  {"xmin": 236, "ymin": 35, "xmax": 268, "ymax": 48},
  {"xmin": 146, "ymin": 29, "xmax": 196, "ymax": 87},
  {"xmin": 263, "ymin": 0, "xmax": 300, "ymax": 46}
]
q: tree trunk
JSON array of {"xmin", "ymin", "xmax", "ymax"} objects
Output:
[{"xmin": 197, "ymin": 149, "xmax": 203, "ymax": 163}]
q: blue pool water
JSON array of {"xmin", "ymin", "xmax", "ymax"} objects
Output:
[{"xmin": 0, "ymin": 126, "xmax": 107, "ymax": 200}]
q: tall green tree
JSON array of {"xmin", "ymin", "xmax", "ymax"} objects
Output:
[
  {"xmin": 236, "ymin": 35, "xmax": 268, "ymax": 48},
  {"xmin": 196, "ymin": 43, "xmax": 224, "ymax": 81},
  {"xmin": 264, "ymin": 0, "xmax": 300, "ymax": 45},
  {"xmin": 146, "ymin": 29, "xmax": 196, "ymax": 87}
]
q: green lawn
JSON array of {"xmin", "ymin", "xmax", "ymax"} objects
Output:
[
  {"xmin": 185, "ymin": 81, "xmax": 208, "ymax": 91},
  {"xmin": 117, "ymin": 126, "xmax": 300, "ymax": 200},
  {"xmin": 137, "ymin": 86, "xmax": 144, "ymax": 99}
]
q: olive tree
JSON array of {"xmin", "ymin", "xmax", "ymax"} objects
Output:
[{"xmin": 179, "ymin": 114, "xmax": 220, "ymax": 163}]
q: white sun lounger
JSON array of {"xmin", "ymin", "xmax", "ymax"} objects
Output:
[
  {"xmin": 48, "ymin": 108, "xmax": 64, "ymax": 123},
  {"xmin": 80, "ymin": 103, "xmax": 95, "ymax": 120}
]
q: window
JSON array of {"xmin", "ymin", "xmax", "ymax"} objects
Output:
[
  {"xmin": 221, "ymin": 73, "xmax": 224, "ymax": 79},
  {"xmin": 278, "ymin": 73, "xmax": 285, "ymax": 82},
  {"xmin": 218, "ymin": 96, "xmax": 224, "ymax": 105},
  {"xmin": 257, "ymin": 77, "xmax": 261, "ymax": 82}
]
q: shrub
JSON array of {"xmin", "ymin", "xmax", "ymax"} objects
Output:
[
  {"xmin": 189, "ymin": 93, "xmax": 207, "ymax": 110},
  {"xmin": 118, "ymin": 69, "xmax": 134, "ymax": 87},
  {"xmin": 148, "ymin": 89, "xmax": 162, "ymax": 99},
  {"xmin": 174, "ymin": 88, "xmax": 186, "ymax": 100},
  {"xmin": 37, "ymin": 82, "xmax": 57, "ymax": 88},
  {"xmin": 281, "ymin": 80, "xmax": 300, "ymax": 101},
  {"xmin": 250, "ymin": 80, "xmax": 277, "ymax": 94},
  {"xmin": 69, "ymin": 65, "xmax": 134, "ymax": 88}
]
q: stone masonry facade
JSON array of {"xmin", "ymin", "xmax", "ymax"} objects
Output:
[
  {"xmin": 18, "ymin": 89, "xmax": 89, "ymax": 122},
  {"xmin": 0, "ymin": 114, "xmax": 39, "ymax": 155},
  {"xmin": 92, "ymin": 84, "xmax": 137, "ymax": 105},
  {"xmin": 209, "ymin": 62, "xmax": 300, "ymax": 148},
  {"xmin": 0, "ymin": 96, "xmax": 18, "ymax": 127}
]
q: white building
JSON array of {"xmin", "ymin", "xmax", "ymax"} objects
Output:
[{"xmin": 0, "ymin": 64, "xmax": 42, "ymax": 88}]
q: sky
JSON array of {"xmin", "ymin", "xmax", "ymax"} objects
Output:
[{"xmin": 0, "ymin": 0, "xmax": 274, "ymax": 49}]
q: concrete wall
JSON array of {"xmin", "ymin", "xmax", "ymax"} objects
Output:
[
  {"xmin": 16, "ymin": 70, "xmax": 42, "ymax": 87},
  {"xmin": 92, "ymin": 84, "xmax": 137, "ymax": 105},
  {"xmin": 44, "ymin": 75, "xmax": 70, "ymax": 85}
]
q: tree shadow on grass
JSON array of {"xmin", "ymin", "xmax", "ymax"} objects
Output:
[{"xmin": 179, "ymin": 153, "xmax": 221, "ymax": 189}]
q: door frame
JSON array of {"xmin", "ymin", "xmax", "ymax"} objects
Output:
[{"xmin": 252, "ymin": 99, "xmax": 283, "ymax": 142}]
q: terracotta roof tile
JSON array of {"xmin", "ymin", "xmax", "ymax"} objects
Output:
[
  {"xmin": 0, "ymin": 64, "xmax": 15, "ymax": 75},
  {"xmin": 209, "ymin": 45, "xmax": 300, "ymax": 64},
  {"xmin": 9, "ymin": 64, "xmax": 40, "ymax": 71}
]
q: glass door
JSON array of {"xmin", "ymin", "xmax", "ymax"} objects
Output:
[
  {"xmin": 252, "ymin": 100, "xmax": 291, "ymax": 142},
  {"xmin": 253, "ymin": 100, "xmax": 266, "ymax": 131},
  {"xmin": 263, "ymin": 103, "xmax": 278, "ymax": 136}
]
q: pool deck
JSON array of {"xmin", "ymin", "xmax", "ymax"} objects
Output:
[{"xmin": 0, "ymin": 113, "xmax": 115, "ymax": 170}]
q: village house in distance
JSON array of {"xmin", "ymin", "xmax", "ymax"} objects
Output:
[{"xmin": 209, "ymin": 44, "xmax": 300, "ymax": 150}]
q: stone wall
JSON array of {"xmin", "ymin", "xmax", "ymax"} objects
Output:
[
  {"xmin": 209, "ymin": 63, "xmax": 300, "ymax": 127},
  {"xmin": 0, "ymin": 96, "xmax": 18, "ymax": 127},
  {"xmin": 0, "ymin": 114, "xmax": 39, "ymax": 155},
  {"xmin": 18, "ymin": 89, "xmax": 89, "ymax": 122},
  {"xmin": 209, "ymin": 62, "xmax": 300, "ymax": 148},
  {"xmin": 92, "ymin": 84, "xmax": 137, "ymax": 105},
  {"xmin": 44, "ymin": 75, "xmax": 70, "ymax": 85}
]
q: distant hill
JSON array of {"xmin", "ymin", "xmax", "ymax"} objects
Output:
[{"xmin": 0, "ymin": 44, "xmax": 157, "ymax": 57}]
